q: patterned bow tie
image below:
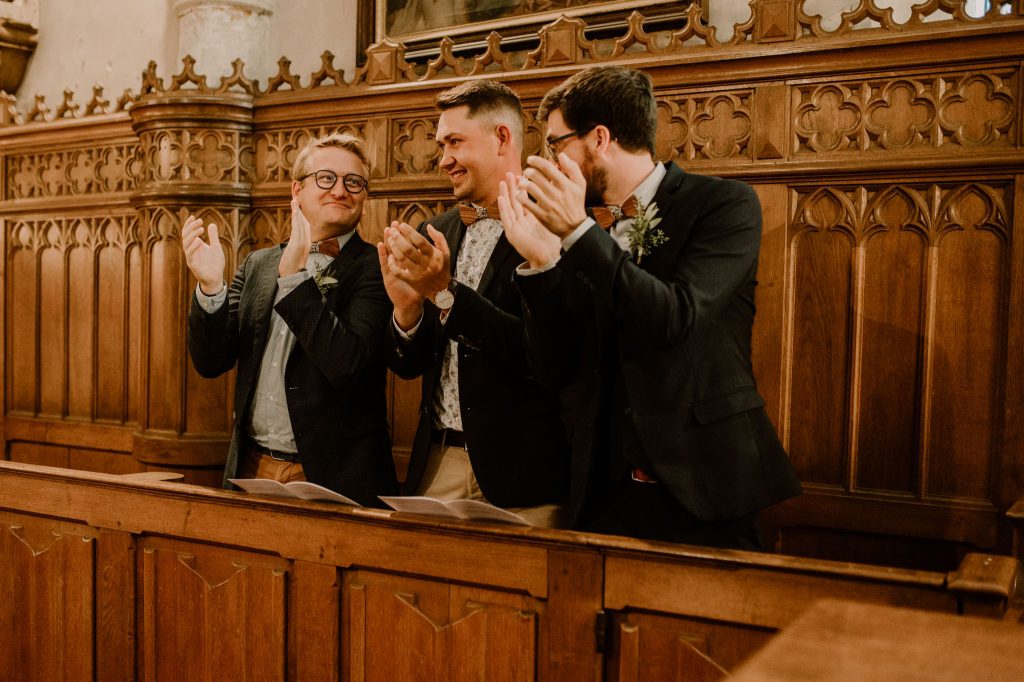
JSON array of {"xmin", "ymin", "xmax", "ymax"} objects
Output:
[
  {"xmin": 459, "ymin": 202, "xmax": 500, "ymax": 226},
  {"xmin": 591, "ymin": 195, "xmax": 639, "ymax": 230},
  {"xmin": 309, "ymin": 239, "xmax": 340, "ymax": 258}
]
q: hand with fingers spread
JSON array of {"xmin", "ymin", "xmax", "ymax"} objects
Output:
[
  {"xmin": 181, "ymin": 214, "xmax": 226, "ymax": 295},
  {"xmin": 515, "ymin": 153, "xmax": 589, "ymax": 238},
  {"xmin": 384, "ymin": 221, "xmax": 451, "ymax": 298},
  {"xmin": 377, "ymin": 238, "xmax": 425, "ymax": 331},
  {"xmin": 498, "ymin": 173, "xmax": 561, "ymax": 269},
  {"xmin": 279, "ymin": 198, "xmax": 312, "ymax": 278}
]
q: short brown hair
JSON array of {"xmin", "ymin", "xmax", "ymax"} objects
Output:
[
  {"xmin": 538, "ymin": 66, "xmax": 657, "ymax": 156},
  {"xmin": 291, "ymin": 132, "xmax": 371, "ymax": 181},
  {"xmin": 435, "ymin": 79, "xmax": 524, "ymax": 149}
]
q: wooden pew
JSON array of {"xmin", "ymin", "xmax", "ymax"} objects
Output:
[
  {"xmin": 730, "ymin": 599, "xmax": 1024, "ymax": 681},
  {"xmin": 0, "ymin": 461, "xmax": 1018, "ymax": 681}
]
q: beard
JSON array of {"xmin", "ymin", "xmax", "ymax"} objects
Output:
[{"xmin": 580, "ymin": 148, "xmax": 607, "ymax": 206}]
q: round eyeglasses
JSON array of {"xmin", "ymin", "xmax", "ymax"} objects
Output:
[{"xmin": 299, "ymin": 169, "xmax": 368, "ymax": 193}]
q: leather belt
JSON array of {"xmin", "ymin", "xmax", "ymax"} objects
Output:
[
  {"xmin": 630, "ymin": 467, "xmax": 658, "ymax": 484},
  {"xmin": 247, "ymin": 441, "xmax": 301, "ymax": 463},
  {"xmin": 432, "ymin": 428, "xmax": 467, "ymax": 450}
]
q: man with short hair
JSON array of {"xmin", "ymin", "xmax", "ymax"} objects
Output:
[
  {"xmin": 183, "ymin": 133, "xmax": 399, "ymax": 505},
  {"xmin": 379, "ymin": 79, "xmax": 569, "ymax": 527},
  {"xmin": 500, "ymin": 66, "xmax": 802, "ymax": 548}
]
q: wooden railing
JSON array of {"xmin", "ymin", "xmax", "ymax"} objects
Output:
[{"xmin": 0, "ymin": 461, "xmax": 1018, "ymax": 680}]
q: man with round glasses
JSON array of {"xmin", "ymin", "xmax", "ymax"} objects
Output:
[{"xmin": 182, "ymin": 133, "xmax": 399, "ymax": 506}]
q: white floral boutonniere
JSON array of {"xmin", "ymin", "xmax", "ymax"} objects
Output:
[
  {"xmin": 627, "ymin": 201, "xmax": 668, "ymax": 264},
  {"xmin": 313, "ymin": 262, "xmax": 338, "ymax": 295}
]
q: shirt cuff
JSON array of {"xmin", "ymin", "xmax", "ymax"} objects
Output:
[
  {"xmin": 275, "ymin": 269, "xmax": 311, "ymax": 303},
  {"xmin": 393, "ymin": 311, "xmax": 423, "ymax": 340},
  {"xmin": 561, "ymin": 218, "xmax": 595, "ymax": 251},
  {"xmin": 195, "ymin": 282, "xmax": 227, "ymax": 313},
  {"xmin": 516, "ymin": 257, "xmax": 560, "ymax": 276}
]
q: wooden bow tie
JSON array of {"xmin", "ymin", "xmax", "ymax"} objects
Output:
[
  {"xmin": 459, "ymin": 203, "xmax": 500, "ymax": 226},
  {"xmin": 591, "ymin": 195, "xmax": 639, "ymax": 230},
  {"xmin": 310, "ymin": 239, "xmax": 340, "ymax": 258}
]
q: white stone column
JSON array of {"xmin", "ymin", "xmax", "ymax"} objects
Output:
[{"xmin": 174, "ymin": 0, "xmax": 274, "ymax": 83}]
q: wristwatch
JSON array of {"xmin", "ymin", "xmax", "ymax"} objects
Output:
[{"xmin": 432, "ymin": 279, "xmax": 458, "ymax": 311}]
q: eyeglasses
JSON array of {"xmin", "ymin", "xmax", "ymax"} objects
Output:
[
  {"xmin": 299, "ymin": 169, "xmax": 368, "ymax": 193},
  {"xmin": 544, "ymin": 125, "xmax": 595, "ymax": 157}
]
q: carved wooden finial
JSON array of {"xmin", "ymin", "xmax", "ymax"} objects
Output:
[
  {"xmin": 170, "ymin": 54, "xmax": 209, "ymax": 91},
  {"xmin": 217, "ymin": 58, "xmax": 258, "ymax": 95},
  {"xmin": 26, "ymin": 93, "xmax": 50, "ymax": 123},
  {"xmin": 84, "ymin": 84, "xmax": 111, "ymax": 115},
  {"xmin": 0, "ymin": 91, "xmax": 22, "ymax": 126},
  {"xmin": 310, "ymin": 50, "xmax": 345, "ymax": 87},
  {"xmin": 265, "ymin": 56, "xmax": 302, "ymax": 93},
  {"xmin": 54, "ymin": 88, "xmax": 80, "ymax": 119}
]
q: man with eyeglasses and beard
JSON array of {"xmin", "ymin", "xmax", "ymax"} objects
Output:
[{"xmin": 182, "ymin": 133, "xmax": 399, "ymax": 506}]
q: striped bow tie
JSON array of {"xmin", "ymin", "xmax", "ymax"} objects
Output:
[
  {"xmin": 591, "ymin": 195, "xmax": 639, "ymax": 230},
  {"xmin": 309, "ymin": 239, "xmax": 340, "ymax": 258},
  {"xmin": 459, "ymin": 202, "xmax": 500, "ymax": 226}
]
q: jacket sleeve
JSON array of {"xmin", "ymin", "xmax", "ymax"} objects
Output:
[
  {"xmin": 440, "ymin": 282, "xmax": 532, "ymax": 377},
  {"xmin": 514, "ymin": 266, "xmax": 586, "ymax": 389},
  {"xmin": 560, "ymin": 179, "xmax": 761, "ymax": 350},
  {"xmin": 186, "ymin": 255, "xmax": 248, "ymax": 378}
]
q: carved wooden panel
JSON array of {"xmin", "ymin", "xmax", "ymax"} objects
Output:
[
  {"xmin": 0, "ymin": 512, "xmax": 97, "ymax": 680},
  {"xmin": 5, "ymin": 143, "xmax": 141, "ymax": 199},
  {"xmin": 343, "ymin": 569, "xmax": 539, "ymax": 682},
  {"xmin": 137, "ymin": 129, "xmax": 251, "ymax": 184},
  {"xmin": 656, "ymin": 90, "xmax": 754, "ymax": 162},
  {"xmin": 605, "ymin": 611, "xmax": 773, "ymax": 682},
  {"xmin": 5, "ymin": 214, "xmax": 142, "ymax": 424},
  {"xmin": 392, "ymin": 116, "xmax": 441, "ymax": 177},
  {"xmin": 793, "ymin": 67, "xmax": 1017, "ymax": 156},
  {"xmin": 786, "ymin": 181, "xmax": 1012, "ymax": 511},
  {"xmin": 138, "ymin": 536, "xmax": 290, "ymax": 679}
]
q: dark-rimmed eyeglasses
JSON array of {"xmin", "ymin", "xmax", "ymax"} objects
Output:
[
  {"xmin": 299, "ymin": 169, "xmax": 368, "ymax": 193},
  {"xmin": 544, "ymin": 125, "xmax": 596, "ymax": 156}
]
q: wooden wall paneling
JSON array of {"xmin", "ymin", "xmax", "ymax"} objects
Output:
[
  {"xmin": 0, "ymin": 511, "xmax": 97, "ymax": 680},
  {"xmin": 1002, "ymin": 176, "xmax": 1024, "ymax": 544},
  {"xmin": 750, "ymin": 183, "xmax": 790, "ymax": 437},
  {"xmin": 67, "ymin": 237, "xmax": 95, "ymax": 419},
  {"xmin": 342, "ymin": 568, "xmax": 540, "ymax": 682},
  {"xmin": 6, "ymin": 221, "xmax": 36, "ymax": 415},
  {"xmin": 96, "ymin": 216, "xmax": 135, "ymax": 423},
  {"xmin": 925, "ymin": 182, "xmax": 1010, "ymax": 504},
  {"xmin": 605, "ymin": 611, "xmax": 765, "ymax": 682},
  {"xmin": 9, "ymin": 441, "xmax": 69, "ymax": 467},
  {"xmin": 291, "ymin": 560, "xmax": 341, "ymax": 681},
  {"xmin": 38, "ymin": 230, "xmax": 64, "ymax": 417},
  {"xmin": 96, "ymin": 528, "xmax": 136, "ymax": 682},
  {"xmin": 785, "ymin": 186, "xmax": 855, "ymax": 486},
  {"xmin": 537, "ymin": 549, "xmax": 602, "ymax": 682},
  {"xmin": 137, "ymin": 536, "xmax": 289, "ymax": 680}
]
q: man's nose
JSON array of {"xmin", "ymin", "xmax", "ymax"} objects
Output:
[{"xmin": 439, "ymin": 148, "xmax": 454, "ymax": 169}]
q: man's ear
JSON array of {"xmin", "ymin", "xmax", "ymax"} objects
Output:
[
  {"xmin": 592, "ymin": 125, "xmax": 614, "ymax": 157},
  {"xmin": 291, "ymin": 180, "xmax": 302, "ymax": 200},
  {"xmin": 495, "ymin": 123, "xmax": 515, "ymax": 156}
]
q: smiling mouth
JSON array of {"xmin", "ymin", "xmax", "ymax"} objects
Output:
[{"xmin": 448, "ymin": 169, "xmax": 466, "ymax": 180}]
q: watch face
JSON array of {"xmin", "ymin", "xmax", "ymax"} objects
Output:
[{"xmin": 433, "ymin": 287, "xmax": 455, "ymax": 310}]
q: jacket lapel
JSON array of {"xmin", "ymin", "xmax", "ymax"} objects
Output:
[
  {"xmin": 638, "ymin": 162, "xmax": 686, "ymax": 274},
  {"xmin": 251, "ymin": 245, "xmax": 283, "ymax": 349},
  {"xmin": 478, "ymin": 234, "xmax": 515, "ymax": 295}
]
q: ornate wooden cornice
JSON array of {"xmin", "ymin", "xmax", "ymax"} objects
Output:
[{"xmin": 0, "ymin": 0, "xmax": 1018, "ymax": 126}]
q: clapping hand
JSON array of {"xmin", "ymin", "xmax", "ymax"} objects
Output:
[
  {"xmin": 498, "ymin": 172, "xmax": 561, "ymax": 269},
  {"xmin": 181, "ymin": 214, "xmax": 225, "ymax": 295},
  {"xmin": 279, "ymin": 198, "xmax": 312, "ymax": 278},
  {"xmin": 514, "ymin": 153, "xmax": 589, "ymax": 238}
]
